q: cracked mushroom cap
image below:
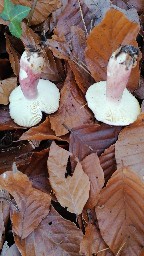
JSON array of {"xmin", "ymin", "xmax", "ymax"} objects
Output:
[
  {"xmin": 86, "ymin": 81, "xmax": 141, "ymax": 126},
  {"xmin": 9, "ymin": 79, "xmax": 60, "ymax": 127}
]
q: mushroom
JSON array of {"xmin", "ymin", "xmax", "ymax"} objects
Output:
[
  {"xmin": 9, "ymin": 50, "xmax": 60, "ymax": 127},
  {"xmin": 86, "ymin": 45, "xmax": 141, "ymax": 126}
]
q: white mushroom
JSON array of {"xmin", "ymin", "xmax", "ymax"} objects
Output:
[
  {"xmin": 9, "ymin": 50, "xmax": 60, "ymax": 127},
  {"xmin": 86, "ymin": 45, "xmax": 141, "ymax": 126}
]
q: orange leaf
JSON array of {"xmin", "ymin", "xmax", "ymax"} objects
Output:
[
  {"xmin": 0, "ymin": 170, "xmax": 51, "ymax": 239},
  {"xmin": 85, "ymin": 8, "xmax": 140, "ymax": 91},
  {"xmin": 6, "ymin": 34, "xmax": 20, "ymax": 77},
  {"xmin": 95, "ymin": 167, "xmax": 144, "ymax": 255},
  {"xmin": 0, "ymin": 77, "xmax": 17, "ymax": 105},
  {"xmin": 47, "ymin": 142, "xmax": 90, "ymax": 214}
]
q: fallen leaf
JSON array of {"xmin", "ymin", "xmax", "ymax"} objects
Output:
[
  {"xmin": 115, "ymin": 118, "xmax": 144, "ymax": 181},
  {"xmin": 0, "ymin": 140, "xmax": 33, "ymax": 173},
  {"xmin": 134, "ymin": 76, "xmax": 144, "ymax": 99},
  {"xmin": 47, "ymin": 142, "xmax": 90, "ymax": 214},
  {"xmin": 69, "ymin": 123, "xmax": 122, "ymax": 161},
  {"xmin": 0, "ymin": 170, "xmax": 51, "ymax": 239},
  {"xmin": 95, "ymin": 167, "xmax": 144, "ymax": 255},
  {"xmin": 20, "ymin": 117, "xmax": 68, "ymax": 142},
  {"xmin": 100, "ymin": 144, "xmax": 117, "ymax": 181},
  {"xmin": 15, "ymin": 207, "xmax": 83, "ymax": 256},
  {"xmin": 80, "ymin": 224, "xmax": 113, "ymax": 256},
  {"xmin": 21, "ymin": 22, "xmax": 41, "ymax": 51},
  {"xmin": 114, "ymin": 0, "xmax": 144, "ymax": 13},
  {"xmin": 0, "ymin": 77, "xmax": 17, "ymax": 105},
  {"xmin": 50, "ymin": 70, "xmax": 94, "ymax": 136},
  {"xmin": 0, "ymin": 190, "xmax": 10, "ymax": 250},
  {"xmin": 5, "ymin": 34, "xmax": 20, "ymax": 76},
  {"xmin": 85, "ymin": 8, "xmax": 140, "ymax": 91},
  {"xmin": 81, "ymin": 153, "xmax": 104, "ymax": 209}
]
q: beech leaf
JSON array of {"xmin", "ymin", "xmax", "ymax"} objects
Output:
[
  {"xmin": 115, "ymin": 118, "xmax": 144, "ymax": 181},
  {"xmin": 95, "ymin": 167, "xmax": 144, "ymax": 255},
  {"xmin": 81, "ymin": 153, "xmax": 104, "ymax": 209},
  {"xmin": 0, "ymin": 77, "xmax": 17, "ymax": 105},
  {"xmin": 0, "ymin": 170, "xmax": 51, "ymax": 239},
  {"xmin": 85, "ymin": 8, "xmax": 140, "ymax": 91},
  {"xmin": 47, "ymin": 142, "xmax": 90, "ymax": 215},
  {"xmin": 15, "ymin": 207, "xmax": 83, "ymax": 256}
]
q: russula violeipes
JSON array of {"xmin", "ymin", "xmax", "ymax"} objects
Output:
[
  {"xmin": 9, "ymin": 50, "xmax": 60, "ymax": 127},
  {"xmin": 86, "ymin": 45, "xmax": 141, "ymax": 126}
]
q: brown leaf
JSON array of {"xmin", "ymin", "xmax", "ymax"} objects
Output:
[
  {"xmin": 50, "ymin": 70, "xmax": 94, "ymax": 136},
  {"xmin": 6, "ymin": 34, "xmax": 20, "ymax": 77},
  {"xmin": 115, "ymin": 118, "xmax": 144, "ymax": 181},
  {"xmin": 80, "ymin": 224, "xmax": 113, "ymax": 256},
  {"xmin": 47, "ymin": 142, "xmax": 90, "ymax": 214},
  {"xmin": 85, "ymin": 8, "xmax": 140, "ymax": 91},
  {"xmin": 21, "ymin": 22, "xmax": 41, "ymax": 50},
  {"xmin": 134, "ymin": 76, "xmax": 144, "ymax": 99},
  {"xmin": 19, "ymin": 117, "xmax": 64, "ymax": 141},
  {"xmin": 0, "ymin": 140, "xmax": 33, "ymax": 173},
  {"xmin": 95, "ymin": 167, "xmax": 144, "ymax": 255},
  {"xmin": 69, "ymin": 123, "xmax": 122, "ymax": 161},
  {"xmin": 0, "ymin": 170, "xmax": 51, "ymax": 239},
  {"xmin": 0, "ymin": 77, "xmax": 17, "ymax": 105},
  {"xmin": 81, "ymin": 153, "xmax": 104, "ymax": 209},
  {"xmin": 0, "ymin": 190, "xmax": 10, "ymax": 250},
  {"xmin": 100, "ymin": 144, "xmax": 117, "ymax": 181},
  {"xmin": 114, "ymin": 0, "xmax": 144, "ymax": 13},
  {"xmin": 15, "ymin": 206, "xmax": 83, "ymax": 256}
]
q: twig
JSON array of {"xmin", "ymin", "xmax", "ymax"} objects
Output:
[
  {"xmin": 77, "ymin": 0, "xmax": 88, "ymax": 36},
  {"xmin": 27, "ymin": 0, "xmax": 38, "ymax": 24}
]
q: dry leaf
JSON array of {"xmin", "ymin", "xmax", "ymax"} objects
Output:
[
  {"xmin": 0, "ymin": 0, "xmax": 61, "ymax": 25},
  {"xmin": 0, "ymin": 190, "xmax": 10, "ymax": 250},
  {"xmin": 50, "ymin": 70, "xmax": 94, "ymax": 136},
  {"xmin": 69, "ymin": 123, "xmax": 122, "ymax": 161},
  {"xmin": 21, "ymin": 22, "xmax": 41, "ymax": 50},
  {"xmin": 15, "ymin": 206, "xmax": 83, "ymax": 256},
  {"xmin": 1, "ymin": 243, "xmax": 20, "ymax": 256},
  {"xmin": 100, "ymin": 144, "xmax": 117, "ymax": 181},
  {"xmin": 95, "ymin": 167, "xmax": 144, "ymax": 255},
  {"xmin": 47, "ymin": 142, "xmax": 90, "ymax": 214},
  {"xmin": 0, "ymin": 140, "xmax": 33, "ymax": 173},
  {"xmin": 115, "ymin": 118, "xmax": 144, "ymax": 181},
  {"xmin": 114, "ymin": 0, "xmax": 144, "ymax": 13},
  {"xmin": 6, "ymin": 34, "xmax": 20, "ymax": 77},
  {"xmin": 80, "ymin": 224, "xmax": 113, "ymax": 256},
  {"xmin": 0, "ymin": 170, "xmax": 51, "ymax": 239},
  {"xmin": 134, "ymin": 76, "xmax": 144, "ymax": 99},
  {"xmin": 85, "ymin": 8, "xmax": 140, "ymax": 91},
  {"xmin": 81, "ymin": 153, "xmax": 104, "ymax": 209},
  {"xmin": 0, "ymin": 77, "xmax": 17, "ymax": 105}
]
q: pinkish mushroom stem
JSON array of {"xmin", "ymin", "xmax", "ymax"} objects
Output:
[
  {"xmin": 106, "ymin": 45, "xmax": 139, "ymax": 103},
  {"xmin": 19, "ymin": 51, "xmax": 45, "ymax": 99}
]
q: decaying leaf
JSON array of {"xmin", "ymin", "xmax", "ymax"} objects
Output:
[
  {"xmin": 47, "ymin": 142, "xmax": 90, "ymax": 215},
  {"xmin": 81, "ymin": 153, "xmax": 104, "ymax": 209},
  {"xmin": 85, "ymin": 8, "xmax": 140, "ymax": 91},
  {"xmin": 69, "ymin": 123, "xmax": 121, "ymax": 161},
  {"xmin": 0, "ymin": 190, "xmax": 10, "ymax": 250},
  {"xmin": 100, "ymin": 144, "xmax": 117, "ymax": 181},
  {"xmin": 50, "ymin": 70, "xmax": 94, "ymax": 136},
  {"xmin": 15, "ymin": 206, "xmax": 83, "ymax": 256},
  {"xmin": 0, "ymin": 77, "xmax": 17, "ymax": 105},
  {"xmin": 1, "ymin": 242, "xmax": 20, "ymax": 256},
  {"xmin": 21, "ymin": 22, "xmax": 41, "ymax": 50},
  {"xmin": 80, "ymin": 224, "xmax": 113, "ymax": 256},
  {"xmin": 95, "ymin": 167, "xmax": 144, "ymax": 255},
  {"xmin": 5, "ymin": 34, "xmax": 20, "ymax": 76},
  {"xmin": 0, "ymin": 170, "xmax": 51, "ymax": 239},
  {"xmin": 115, "ymin": 118, "xmax": 144, "ymax": 181}
]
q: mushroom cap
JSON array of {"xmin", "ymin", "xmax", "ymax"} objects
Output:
[
  {"xmin": 9, "ymin": 79, "xmax": 60, "ymax": 127},
  {"xmin": 20, "ymin": 51, "xmax": 44, "ymax": 73},
  {"xmin": 86, "ymin": 81, "xmax": 141, "ymax": 126}
]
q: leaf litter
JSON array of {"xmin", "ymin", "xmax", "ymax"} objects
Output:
[{"xmin": 0, "ymin": 1, "xmax": 144, "ymax": 255}]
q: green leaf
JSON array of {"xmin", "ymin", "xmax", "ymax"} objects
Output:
[{"xmin": 0, "ymin": 0, "xmax": 31, "ymax": 38}]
